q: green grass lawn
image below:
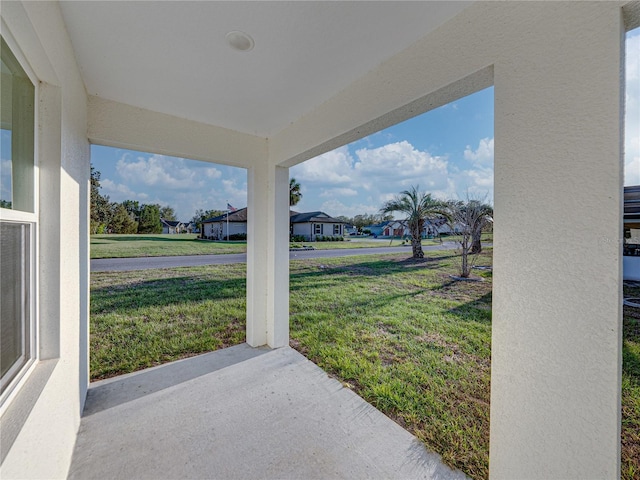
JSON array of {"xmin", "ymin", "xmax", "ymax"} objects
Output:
[
  {"xmin": 90, "ymin": 234, "xmax": 247, "ymax": 258},
  {"xmin": 90, "ymin": 249, "xmax": 491, "ymax": 477},
  {"xmin": 90, "ymin": 234, "xmax": 430, "ymax": 258},
  {"xmin": 301, "ymin": 238, "xmax": 439, "ymax": 249},
  {"xmin": 623, "ymin": 283, "xmax": 640, "ymax": 480},
  {"xmin": 89, "ymin": 249, "xmax": 638, "ymax": 480}
]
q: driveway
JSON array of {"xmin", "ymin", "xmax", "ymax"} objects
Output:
[{"xmin": 91, "ymin": 242, "xmax": 459, "ymax": 272}]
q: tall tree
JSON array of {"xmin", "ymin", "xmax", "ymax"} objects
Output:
[
  {"xmin": 109, "ymin": 203, "xmax": 138, "ymax": 234},
  {"xmin": 121, "ymin": 200, "xmax": 141, "ymax": 221},
  {"xmin": 352, "ymin": 213, "xmax": 393, "ymax": 229},
  {"xmin": 289, "ymin": 177, "xmax": 302, "ymax": 207},
  {"xmin": 192, "ymin": 208, "xmax": 225, "ymax": 224},
  {"xmin": 336, "ymin": 213, "xmax": 394, "ymax": 231},
  {"xmin": 159, "ymin": 205, "xmax": 177, "ymax": 221},
  {"xmin": 138, "ymin": 204, "xmax": 162, "ymax": 233},
  {"xmin": 90, "ymin": 166, "xmax": 112, "ymax": 234},
  {"xmin": 380, "ymin": 186, "xmax": 448, "ymax": 258}
]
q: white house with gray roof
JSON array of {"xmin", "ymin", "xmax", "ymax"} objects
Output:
[
  {"xmin": 201, "ymin": 208, "xmax": 248, "ymax": 240},
  {"xmin": 290, "ymin": 211, "xmax": 346, "ymax": 241}
]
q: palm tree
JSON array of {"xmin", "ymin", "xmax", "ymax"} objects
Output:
[
  {"xmin": 289, "ymin": 177, "xmax": 302, "ymax": 206},
  {"xmin": 447, "ymin": 198, "xmax": 493, "ymax": 277},
  {"xmin": 380, "ymin": 186, "xmax": 448, "ymax": 258},
  {"xmin": 470, "ymin": 202, "xmax": 493, "ymax": 254}
]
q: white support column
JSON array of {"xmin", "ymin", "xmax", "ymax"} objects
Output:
[
  {"xmin": 490, "ymin": 6, "xmax": 623, "ymax": 479},
  {"xmin": 246, "ymin": 161, "xmax": 290, "ymax": 348}
]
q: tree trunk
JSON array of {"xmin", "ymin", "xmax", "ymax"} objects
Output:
[
  {"xmin": 411, "ymin": 222, "xmax": 424, "ymax": 258},
  {"xmin": 471, "ymin": 219, "xmax": 486, "ymax": 254},
  {"xmin": 461, "ymin": 248, "xmax": 469, "ymax": 277},
  {"xmin": 471, "ymin": 229, "xmax": 482, "ymax": 254}
]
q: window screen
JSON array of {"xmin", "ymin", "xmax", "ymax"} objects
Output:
[{"xmin": 0, "ymin": 222, "xmax": 31, "ymax": 393}]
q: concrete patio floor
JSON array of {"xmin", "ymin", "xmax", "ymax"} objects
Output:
[{"xmin": 68, "ymin": 344, "xmax": 467, "ymax": 480}]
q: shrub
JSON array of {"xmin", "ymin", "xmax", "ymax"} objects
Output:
[{"xmin": 227, "ymin": 233, "xmax": 247, "ymax": 241}]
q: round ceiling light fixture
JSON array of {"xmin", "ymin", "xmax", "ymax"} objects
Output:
[{"xmin": 226, "ymin": 31, "xmax": 254, "ymax": 52}]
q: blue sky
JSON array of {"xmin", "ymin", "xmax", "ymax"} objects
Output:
[
  {"xmin": 53, "ymin": 30, "xmax": 640, "ymax": 221},
  {"xmin": 88, "ymin": 87, "xmax": 493, "ymax": 221}
]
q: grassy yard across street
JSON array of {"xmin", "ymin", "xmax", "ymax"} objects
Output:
[
  {"xmin": 90, "ymin": 234, "xmax": 246, "ymax": 258},
  {"xmin": 90, "ymin": 234, "xmax": 424, "ymax": 259},
  {"xmin": 89, "ymin": 247, "xmax": 638, "ymax": 479}
]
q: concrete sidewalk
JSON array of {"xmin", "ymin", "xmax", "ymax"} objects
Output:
[{"xmin": 69, "ymin": 345, "xmax": 467, "ymax": 480}]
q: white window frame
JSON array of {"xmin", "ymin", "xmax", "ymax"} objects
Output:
[{"xmin": 0, "ymin": 23, "xmax": 40, "ymax": 412}]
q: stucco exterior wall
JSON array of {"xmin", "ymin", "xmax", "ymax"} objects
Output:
[
  {"xmin": 292, "ymin": 223, "xmax": 312, "ymax": 239},
  {"xmin": 6, "ymin": 1, "xmax": 626, "ymax": 478},
  {"xmin": 292, "ymin": 222, "xmax": 343, "ymax": 241},
  {"xmin": 490, "ymin": 5, "xmax": 623, "ymax": 478},
  {"xmin": 269, "ymin": 3, "xmax": 626, "ymax": 478},
  {"xmin": 0, "ymin": 2, "xmax": 89, "ymax": 479}
]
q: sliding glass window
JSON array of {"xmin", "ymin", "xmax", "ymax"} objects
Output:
[{"xmin": 1, "ymin": 34, "xmax": 36, "ymax": 398}]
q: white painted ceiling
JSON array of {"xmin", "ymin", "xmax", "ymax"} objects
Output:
[{"xmin": 59, "ymin": 1, "xmax": 471, "ymax": 137}]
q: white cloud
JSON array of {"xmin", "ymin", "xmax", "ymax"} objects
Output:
[
  {"xmin": 319, "ymin": 199, "xmax": 380, "ymax": 218},
  {"xmin": 101, "ymin": 178, "xmax": 148, "ymax": 200},
  {"xmin": 626, "ymin": 155, "xmax": 640, "ymax": 186},
  {"xmin": 1, "ymin": 159, "xmax": 12, "ymax": 177},
  {"xmin": 462, "ymin": 168, "xmax": 493, "ymax": 188},
  {"xmin": 221, "ymin": 178, "xmax": 247, "ymax": 200},
  {"xmin": 0, "ymin": 159, "xmax": 11, "ymax": 201},
  {"xmin": 320, "ymin": 187, "xmax": 358, "ymax": 198},
  {"xmin": 204, "ymin": 167, "xmax": 222, "ymax": 179},
  {"xmin": 354, "ymin": 141, "xmax": 449, "ymax": 190},
  {"xmin": 291, "ymin": 138, "xmax": 495, "ymax": 217},
  {"xmin": 291, "ymin": 146, "xmax": 354, "ymax": 185},
  {"xmin": 115, "ymin": 154, "xmax": 221, "ymax": 190},
  {"xmin": 464, "ymin": 137, "xmax": 494, "ymax": 165}
]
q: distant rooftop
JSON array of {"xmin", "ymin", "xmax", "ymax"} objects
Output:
[{"xmin": 203, "ymin": 208, "xmax": 248, "ymax": 223}]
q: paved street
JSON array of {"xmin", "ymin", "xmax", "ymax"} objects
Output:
[{"xmin": 91, "ymin": 242, "xmax": 459, "ymax": 272}]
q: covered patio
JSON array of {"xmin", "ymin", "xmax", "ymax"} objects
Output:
[
  {"xmin": 1, "ymin": 2, "xmax": 638, "ymax": 479},
  {"xmin": 68, "ymin": 345, "xmax": 465, "ymax": 479}
]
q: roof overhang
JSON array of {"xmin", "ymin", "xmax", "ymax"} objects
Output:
[{"xmin": 59, "ymin": 1, "xmax": 472, "ymax": 138}]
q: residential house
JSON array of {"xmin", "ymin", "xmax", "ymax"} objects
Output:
[
  {"xmin": 0, "ymin": 2, "xmax": 631, "ymax": 479},
  {"xmin": 376, "ymin": 218, "xmax": 450, "ymax": 238},
  {"xmin": 200, "ymin": 208, "xmax": 346, "ymax": 240},
  {"xmin": 185, "ymin": 222, "xmax": 199, "ymax": 234},
  {"xmin": 343, "ymin": 224, "xmax": 358, "ymax": 236},
  {"xmin": 365, "ymin": 221, "xmax": 392, "ymax": 237},
  {"xmin": 160, "ymin": 218, "xmax": 184, "ymax": 234},
  {"xmin": 381, "ymin": 220, "xmax": 407, "ymax": 238},
  {"xmin": 290, "ymin": 211, "xmax": 346, "ymax": 241},
  {"xmin": 428, "ymin": 218, "xmax": 461, "ymax": 236},
  {"xmin": 202, "ymin": 208, "xmax": 248, "ymax": 239}
]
